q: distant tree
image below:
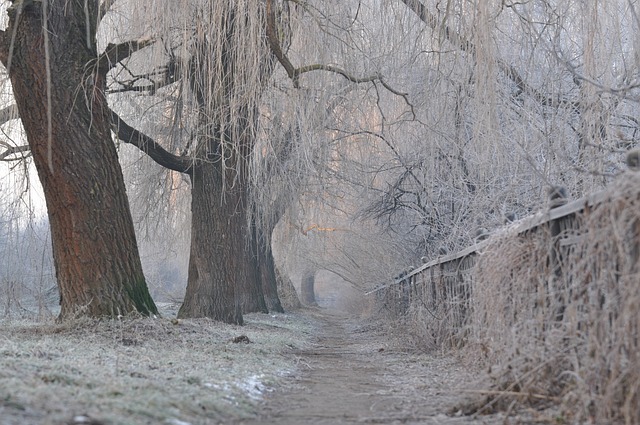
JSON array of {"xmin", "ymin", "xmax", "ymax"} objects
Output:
[
  {"xmin": 300, "ymin": 269, "xmax": 317, "ymax": 306},
  {"xmin": 0, "ymin": 0, "xmax": 157, "ymax": 318}
]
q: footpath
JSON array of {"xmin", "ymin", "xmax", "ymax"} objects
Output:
[{"xmin": 237, "ymin": 309, "xmax": 506, "ymax": 425}]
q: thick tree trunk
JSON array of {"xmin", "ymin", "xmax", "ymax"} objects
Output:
[
  {"xmin": 1, "ymin": 1, "xmax": 157, "ymax": 318},
  {"xmin": 178, "ymin": 161, "xmax": 244, "ymax": 323}
]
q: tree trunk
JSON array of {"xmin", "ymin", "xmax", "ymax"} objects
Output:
[
  {"xmin": 301, "ymin": 269, "xmax": 317, "ymax": 306},
  {"xmin": 275, "ymin": 266, "xmax": 302, "ymax": 310},
  {"xmin": 178, "ymin": 161, "xmax": 244, "ymax": 324},
  {"xmin": 255, "ymin": 231, "xmax": 285, "ymax": 313},
  {"xmin": 112, "ymin": 1, "xmax": 283, "ymax": 321},
  {"xmin": 240, "ymin": 246, "xmax": 269, "ymax": 314},
  {"xmin": 1, "ymin": 1, "xmax": 157, "ymax": 318}
]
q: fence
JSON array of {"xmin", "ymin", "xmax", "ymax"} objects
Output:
[
  {"xmin": 369, "ymin": 183, "xmax": 621, "ymax": 347},
  {"xmin": 370, "ymin": 175, "xmax": 640, "ymax": 422}
]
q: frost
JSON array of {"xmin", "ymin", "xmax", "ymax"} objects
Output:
[
  {"xmin": 165, "ymin": 419, "xmax": 192, "ymax": 425},
  {"xmin": 238, "ymin": 374, "xmax": 270, "ymax": 400},
  {"xmin": 0, "ymin": 312, "xmax": 317, "ymax": 424}
]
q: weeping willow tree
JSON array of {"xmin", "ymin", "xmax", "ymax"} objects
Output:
[
  {"xmin": 107, "ymin": 0, "xmax": 414, "ymax": 320},
  {"xmin": 0, "ymin": 0, "xmax": 158, "ymax": 318},
  {"xmin": 252, "ymin": 0, "xmax": 640, "ymax": 298},
  {"xmin": 105, "ymin": 0, "xmax": 304, "ymax": 323}
]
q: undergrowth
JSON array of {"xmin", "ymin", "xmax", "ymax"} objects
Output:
[{"xmin": 380, "ymin": 172, "xmax": 640, "ymax": 423}]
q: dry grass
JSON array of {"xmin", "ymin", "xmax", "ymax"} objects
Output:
[
  {"xmin": 377, "ymin": 173, "xmax": 640, "ymax": 423},
  {"xmin": 468, "ymin": 172, "xmax": 640, "ymax": 423},
  {"xmin": 0, "ymin": 304, "xmax": 316, "ymax": 425}
]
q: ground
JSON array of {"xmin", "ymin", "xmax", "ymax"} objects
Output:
[
  {"xmin": 0, "ymin": 305, "xmax": 532, "ymax": 425},
  {"xmin": 236, "ymin": 309, "xmax": 515, "ymax": 425}
]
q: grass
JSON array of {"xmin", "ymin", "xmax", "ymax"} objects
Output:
[
  {"xmin": 379, "ymin": 172, "xmax": 640, "ymax": 424},
  {"xmin": 468, "ymin": 173, "xmax": 640, "ymax": 423},
  {"xmin": 0, "ymin": 304, "xmax": 317, "ymax": 425}
]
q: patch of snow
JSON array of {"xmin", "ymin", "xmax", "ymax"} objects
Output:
[
  {"xmin": 237, "ymin": 374, "xmax": 271, "ymax": 400},
  {"xmin": 205, "ymin": 374, "xmax": 276, "ymax": 401},
  {"xmin": 166, "ymin": 419, "xmax": 192, "ymax": 425}
]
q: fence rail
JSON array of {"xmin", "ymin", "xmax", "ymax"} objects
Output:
[{"xmin": 370, "ymin": 186, "xmax": 612, "ymax": 341}]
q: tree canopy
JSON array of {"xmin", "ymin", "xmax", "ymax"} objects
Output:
[{"xmin": 0, "ymin": 0, "xmax": 638, "ymax": 317}]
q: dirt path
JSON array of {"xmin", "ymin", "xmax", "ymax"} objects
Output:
[{"xmin": 237, "ymin": 309, "xmax": 499, "ymax": 425}]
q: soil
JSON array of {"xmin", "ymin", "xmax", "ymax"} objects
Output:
[{"xmin": 237, "ymin": 308, "xmax": 503, "ymax": 425}]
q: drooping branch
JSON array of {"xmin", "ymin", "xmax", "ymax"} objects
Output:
[
  {"xmin": 400, "ymin": 0, "xmax": 578, "ymax": 109},
  {"xmin": 98, "ymin": 38, "xmax": 155, "ymax": 72},
  {"xmin": 110, "ymin": 110, "xmax": 194, "ymax": 175}
]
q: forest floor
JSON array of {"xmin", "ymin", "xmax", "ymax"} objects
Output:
[{"xmin": 0, "ymin": 304, "xmax": 545, "ymax": 425}]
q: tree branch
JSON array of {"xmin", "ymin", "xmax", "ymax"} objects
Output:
[
  {"xmin": 0, "ymin": 144, "xmax": 30, "ymax": 161},
  {"xmin": 110, "ymin": 110, "xmax": 194, "ymax": 175},
  {"xmin": 265, "ymin": 0, "xmax": 414, "ymax": 117},
  {"xmin": 99, "ymin": 0, "xmax": 117, "ymax": 24},
  {"xmin": 98, "ymin": 37, "xmax": 155, "ymax": 71},
  {"xmin": 109, "ymin": 64, "xmax": 180, "ymax": 95},
  {"xmin": 266, "ymin": 1, "xmax": 378, "ymax": 87},
  {"xmin": 400, "ymin": 0, "xmax": 578, "ymax": 109},
  {"xmin": 0, "ymin": 104, "xmax": 19, "ymax": 125},
  {"xmin": 266, "ymin": 0, "xmax": 297, "ymax": 82},
  {"xmin": 400, "ymin": 0, "xmax": 472, "ymax": 53}
]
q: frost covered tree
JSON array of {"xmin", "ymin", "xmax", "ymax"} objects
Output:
[
  {"xmin": 107, "ymin": 0, "xmax": 294, "ymax": 323},
  {"xmin": 263, "ymin": 0, "xmax": 640, "ymax": 288},
  {"xmin": 323, "ymin": 0, "xmax": 640, "ymax": 265},
  {"xmin": 0, "ymin": 0, "xmax": 157, "ymax": 318}
]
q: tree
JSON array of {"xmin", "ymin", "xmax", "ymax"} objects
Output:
[
  {"xmin": 300, "ymin": 268, "xmax": 317, "ymax": 306},
  {"xmin": 109, "ymin": 0, "xmax": 290, "ymax": 323},
  {"xmin": 256, "ymin": 0, "xmax": 640, "ymax": 295},
  {"xmin": 0, "ymin": 0, "xmax": 157, "ymax": 318}
]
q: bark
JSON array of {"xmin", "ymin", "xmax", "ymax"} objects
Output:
[
  {"xmin": 275, "ymin": 266, "xmax": 302, "ymax": 310},
  {"xmin": 240, "ymin": 272, "xmax": 269, "ymax": 314},
  {"xmin": 1, "ymin": 1, "xmax": 157, "ymax": 318},
  {"xmin": 259, "ymin": 247, "xmax": 285, "ymax": 313},
  {"xmin": 240, "ymin": 236, "xmax": 269, "ymax": 314},
  {"xmin": 178, "ymin": 160, "xmax": 244, "ymax": 324}
]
